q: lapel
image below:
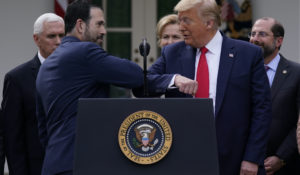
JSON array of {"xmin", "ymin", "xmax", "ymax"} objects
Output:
[
  {"xmin": 270, "ymin": 55, "xmax": 289, "ymax": 100},
  {"xmin": 215, "ymin": 36, "xmax": 236, "ymax": 117},
  {"xmin": 180, "ymin": 44, "xmax": 197, "ymax": 80},
  {"xmin": 31, "ymin": 54, "xmax": 41, "ymax": 80}
]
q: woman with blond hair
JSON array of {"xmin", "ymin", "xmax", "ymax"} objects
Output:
[{"xmin": 156, "ymin": 14, "xmax": 183, "ymax": 47}]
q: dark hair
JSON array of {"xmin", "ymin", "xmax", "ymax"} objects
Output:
[
  {"xmin": 64, "ymin": 0, "xmax": 101, "ymax": 33},
  {"xmin": 271, "ymin": 21, "xmax": 284, "ymax": 38},
  {"xmin": 271, "ymin": 20, "xmax": 284, "ymax": 50}
]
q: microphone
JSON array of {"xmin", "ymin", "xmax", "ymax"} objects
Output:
[
  {"xmin": 139, "ymin": 38, "xmax": 150, "ymax": 57},
  {"xmin": 139, "ymin": 38, "xmax": 150, "ymax": 97}
]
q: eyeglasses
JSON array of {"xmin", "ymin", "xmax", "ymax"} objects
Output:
[{"xmin": 248, "ymin": 31, "xmax": 275, "ymax": 38}]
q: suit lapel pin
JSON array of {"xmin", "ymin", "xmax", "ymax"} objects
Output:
[
  {"xmin": 229, "ymin": 53, "xmax": 234, "ymax": 58},
  {"xmin": 282, "ymin": 70, "xmax": 287, "ymax": 74}
]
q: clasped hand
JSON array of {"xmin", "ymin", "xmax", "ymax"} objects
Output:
[{"xmin": 174, "ymin": 75, "xmax": 198, "ymax": 96}]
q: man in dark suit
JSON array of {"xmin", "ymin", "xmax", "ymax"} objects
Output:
[
  {"xmin": 134, "ymin": 0, "xmax": 272, "ymax": 174},
  {"xmin": 0, "ymin": 109, "xmax": 4, "ymax": 175},
  {"xmin": 1, "ymin": 13, "xmax": 65, "ymax": 175},
  {"xmin": 298, "ymin": 117, "xmax": 300, "ymax": 154},
  {"xmin": 35, "ymin": 1, "xmax": 144, "ymax": 175},
  {"xmin": 250, "ymin": 17, "xmax": 300, "ymax": 175}
]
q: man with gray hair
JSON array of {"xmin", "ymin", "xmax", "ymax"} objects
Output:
[{"xmin": 1, "ymin": 13, "xmax": 64, "ymax": 175}]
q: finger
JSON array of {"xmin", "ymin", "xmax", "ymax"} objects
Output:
[
  {"xmin": 240, "ymin": 169, "xmax": 256, "ymax": 175},
  {"xmin": 265, "ymin": 166, "xmax": 272, "ymax": 172},
  {"xmin": 190, "ymin": 83, "xmax": 198, "ymax": 95},
  {"xmin": 193, "ymin": 83, "xmax": 198, "ymax": 95},
  {"xmin": 183, "ymin": 86, "xmax": 190, "ymax": 94},
  {"xmin": 185, "ymin": 86, "xmax": 191, "ymax": 95},
  {"xmin": 264, "ymin": 158, "xmax": 269, "ymax": 163},
  {"xmin": 188, "ymin": 86, "xmax": 195, "ymax": 95},
  {"xmin": 264, "ymin": 159, "xmax": 272, "ymax": 166},
  {"xmin": 239, "ymin": 169, "xmax": 247, "ymax": 175},
  {"xmin": 189, "ymin": 84, "xmax": 196, "ymax": 95},
  {"xmin": 264, "ymin": 157, "xmax": 271, "ymax": 163},
  {"xmin": 178, "ymin": 84, "xmax": 184, "ymax": 92}
]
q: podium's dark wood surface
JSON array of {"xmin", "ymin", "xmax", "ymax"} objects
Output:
[{"xmin": 74, "ymin": 98, "xmax": 219, "ymax": 175}]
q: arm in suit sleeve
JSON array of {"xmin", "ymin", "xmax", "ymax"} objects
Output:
[
  {"xmin": 133, "ymin": 47, "xmax": 174, "ymax": 97},
  {"xmin": 276, "ymin": 127, "xmax": 298, "ymax": 162},
  {"xmin": 0, "ymin": 109, "xmax": 4, "ymax": 175},
  {"xmin": 1, "ymin": 74, "xmax": 29, "ymax": 174},
  {"xmin": 35, "ymin": 89, "xmax": 48, "ymax": 149},
  {"xmin": 148, "ymin": 48, "xmax": 175, "ymax": 92},
  {"xmin": 276, "ymin": 77, "xmax": 300, "ymax": 162},
  {"xmin": 86, "ymin": 43, "xmax": 144, "ymax": 88},
  {"xmin": 243, "ymin": 48, "xmax": 272, "ymax": 164}
]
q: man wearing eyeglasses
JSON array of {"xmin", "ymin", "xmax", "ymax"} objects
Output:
[{"xmin": 250, "ymin": 17, "xmax": 300, "ymax": 175}]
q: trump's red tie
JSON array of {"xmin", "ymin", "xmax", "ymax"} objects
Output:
[{"xmin": 195, "ymin": 47, "xmax": 209, "ymax": 98}]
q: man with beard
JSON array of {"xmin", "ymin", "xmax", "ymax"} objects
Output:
[
  {"xmin": 250, "ymin": 17, "xmax": 300, "ymax": 175},
  {"xmin": 35, "ymin": 1, "xmax": 143, "ymax": 175}
]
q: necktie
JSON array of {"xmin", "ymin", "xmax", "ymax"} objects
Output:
[
  {"xmin": 195, "ymin": 47, "xmax": 209, "ymax": 98},
  {"xmin": 264, "ymin": 65, "xmax": 271, "ymax": 87},
  {"xmin": 265, "ymin": 65, "xmax": 270, "ymax": 71}
]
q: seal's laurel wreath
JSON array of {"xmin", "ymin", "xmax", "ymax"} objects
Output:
[{"xmin": 118, "ymin": 110, "xmax": 172, "ymax": 165}]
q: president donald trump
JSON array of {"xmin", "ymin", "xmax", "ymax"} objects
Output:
[{"xmin": 134, "ymin": 0, "xmax": 272, "ymax": 174}]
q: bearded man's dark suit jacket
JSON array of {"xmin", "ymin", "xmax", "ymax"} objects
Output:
[
  {"xmin": 267, "ymin": 55, "xmax": 300, "ymax": 174},
  {"xmin": 1, "ymin": 55, "xmax": 44, "ymax": 175},
  {"xmin": 0, "ymin": 109, "xmax": 4, "ymax": 175},
  {"xmin": 134, "ymin": 35, "xmax": 272, "ymax": 175}
]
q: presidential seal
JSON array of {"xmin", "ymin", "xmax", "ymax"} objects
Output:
[{"xmin": 118, "ymin": 110, "xmax": 172, "ymax": 165}]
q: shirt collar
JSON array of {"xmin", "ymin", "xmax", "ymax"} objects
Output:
[
  {"xmin": 38, "ymin": 50, "xmax": 46, "ymax": 64},
  {"xmin": 197, "ymin": 31, "xmax": 223, "ymax": 55},
  {"xmin": 266, "ymin": 53, "xmax": 280, "ymax": 71}
]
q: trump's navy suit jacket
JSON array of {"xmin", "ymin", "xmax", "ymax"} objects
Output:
[
  {"xmin": 141, "ymin": 36, "xmax": 272, "ymax": 175},
  {"xmin": 36, "ymin": 36, "xmax": 144, "ymax": 175}
]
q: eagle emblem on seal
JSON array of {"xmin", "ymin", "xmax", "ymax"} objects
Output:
[{"xmin": 134, "ymin": 124, "xmax": 159, "ymax": 152}]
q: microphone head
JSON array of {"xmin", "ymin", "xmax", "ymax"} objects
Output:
[{"xmin": 139, "ymin": 39, "xmax": 150, "ymax": 56}]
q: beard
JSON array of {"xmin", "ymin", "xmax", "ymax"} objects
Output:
[
  {"xmin": 263, "ymin": 41, "xmax": 276, "ymax": 58},
  {"xmin": 83, "ymin": 27, "xmax": 103, "ymax": 46},
  {"xmin": 253, "ymin": 40, "xmax": 276, "ymax": 58}
]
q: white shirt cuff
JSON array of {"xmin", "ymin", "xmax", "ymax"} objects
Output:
[{"xmin": 168, "ymin": 74, "xmax": 179, "ymax": 89}]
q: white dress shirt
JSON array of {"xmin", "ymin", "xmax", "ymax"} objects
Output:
[
  {"xmin": 38, "ymin": 51, "xmax": 46, "ymax": 64},
  {"xmin": 194, "ymin": 31, "xmax": 223, "ymax": 110},
  {"xmin": 168, "ymin": 31, "xmax": 223, "ymax": 111}
]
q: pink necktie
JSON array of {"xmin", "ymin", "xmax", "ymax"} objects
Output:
[
  {"xmin": 265, "ymin": 65, "xmax": 270, "ymax": 72},
  {"xmin": 195, "ymin": 47, "xmax": 209, "ymax": 98}
]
